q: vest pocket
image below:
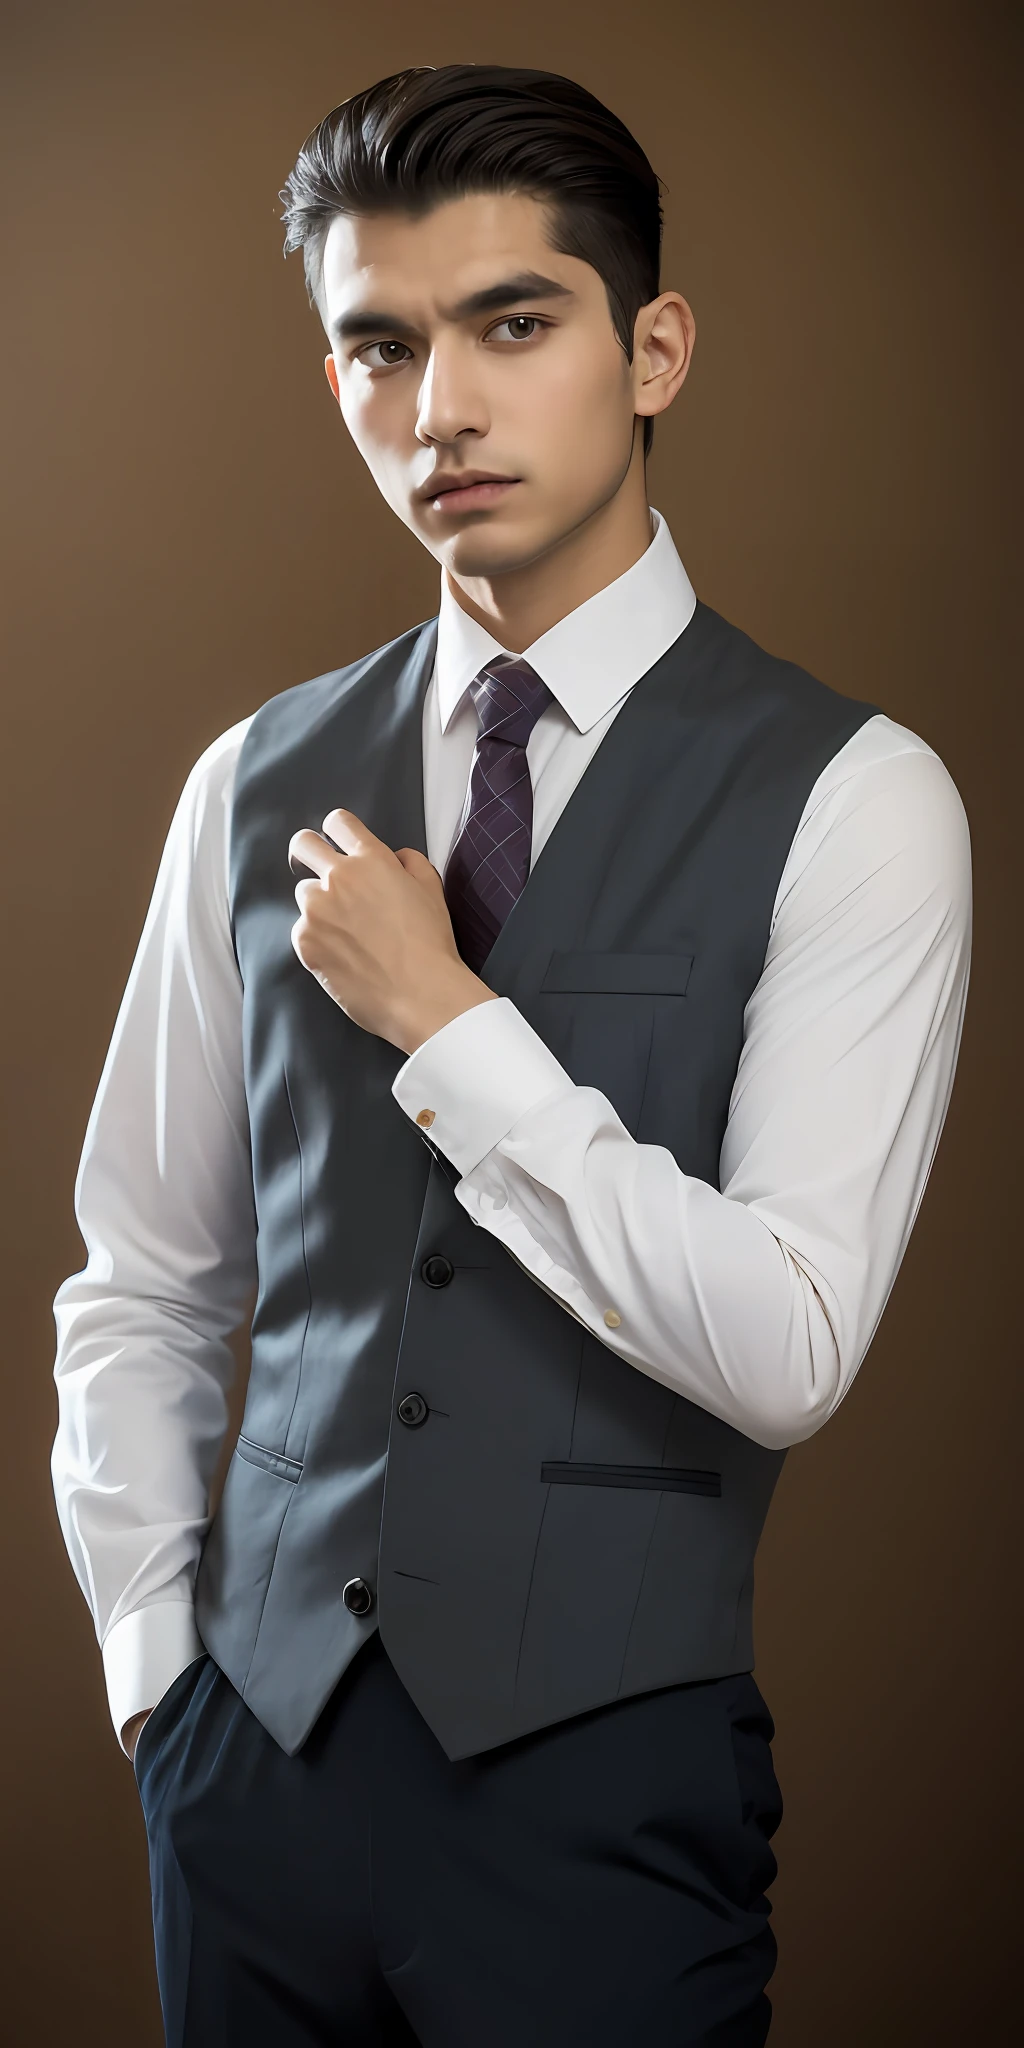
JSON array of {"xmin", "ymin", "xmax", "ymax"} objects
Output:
[
  {"xmin": 236, "ymin": 1435, "xmax": 303, "ymax": 1483},
  {"xmin": 195, "ymin": 1441, "xmax": 300, "ymax": 1688},
  {"xmin": 541, "ymin": 1461, "xmax": 721, "ymax": 1497},
  {"xmin": 535, "ymin": 951, "xmax": 695, "ymax": 1137}
]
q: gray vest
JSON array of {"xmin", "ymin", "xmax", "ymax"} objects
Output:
[{"xmin": 194, "ymin": 597, "xmax": 878, "ymax": 1759}]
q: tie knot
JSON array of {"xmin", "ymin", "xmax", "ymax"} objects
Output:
[{"xmin": 469, "ymin": 655, "xmax": 553, "ymax": 750}]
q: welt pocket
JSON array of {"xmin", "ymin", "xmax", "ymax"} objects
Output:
[
  {"xmin": 540, "ymin": 950, "xmax": 694, "ymax": 996},
  {"xmin": 541, "ymin": 1461, "xmax": 721, "ymax": 1497},
  {"xmin": 235, "ymin": 1435, "xmax": 303, "ymax": 1483}
]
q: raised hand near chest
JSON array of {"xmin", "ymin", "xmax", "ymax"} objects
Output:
[{"xmin": 288, "ymin": 808, "xmax": 498, "ymax": 1056}]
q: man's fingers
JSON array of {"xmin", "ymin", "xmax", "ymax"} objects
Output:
[
  {"xmin": 291, "ymin": 878, "xmax": 321, "ymax": 919},
  {"xmin": 321, "ymin": 807, "xmax": 382, "ymax": 857},
  {"xmin": 288, "ymin": 812, "xmax": 386, "ymax": 882},
  {"xmin": 288, "ymin": 828, "xmax": 342, "ymax": 881}
]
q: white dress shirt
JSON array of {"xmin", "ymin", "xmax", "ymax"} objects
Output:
[{"xmin": 51, "ymin": 508, "xmax": 973, "ymax": 1746}]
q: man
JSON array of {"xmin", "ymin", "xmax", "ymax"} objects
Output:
[{"xmin": 52, "ymin": 61, "xmax": 972, "ymax": 2047}]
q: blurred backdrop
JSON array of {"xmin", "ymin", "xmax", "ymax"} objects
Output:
[{"xmin": 1, "ymin": 2, "xmax": 1015, "ymax": 2040}]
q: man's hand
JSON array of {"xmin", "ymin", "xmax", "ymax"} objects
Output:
[
  {"xmin": 288, "ymin": 808, "xmax": 498, "ymax": 1055},
  {"xmin": 122, "ymin": 1709, "xmax": 151, "ymax": 1762}
]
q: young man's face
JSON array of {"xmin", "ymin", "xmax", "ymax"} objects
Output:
[{"xmin": 320, "ymin": 191, "xmax": 648, "ymax": 579}]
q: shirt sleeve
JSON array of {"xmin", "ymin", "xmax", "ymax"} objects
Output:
[
  {"xmin": 51, "ymin": 719, "xmax": 257, "ymax": 1749},
  {"xmin": 391, "ymin": 720, "xmax": 973, "ymax": 1451}
]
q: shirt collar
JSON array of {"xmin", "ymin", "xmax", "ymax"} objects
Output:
[{"xmin": 433, "ymin": 505, "xmax": 697, "ymax": 736}]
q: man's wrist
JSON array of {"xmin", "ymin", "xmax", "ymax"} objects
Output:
[
  {"xmin": 392, "ymin": 994, "xmax": 576, "ymax": 1179},
  {"xmin": 102, "ymin": 1601, "xmax": 204, "ymax": 1752},
  {"xmin": 392, "ymin": 967, "xmax": 499, "ymax": 1057}
]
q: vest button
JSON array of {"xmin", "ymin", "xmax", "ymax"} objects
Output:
[
  {"xmin": 342, "ymin": 1577, "xmax": 374, "ymax": 1616},
  {"xmin": 397, "ymin": 1392, "xmax": 429, "ymax": 1427},
  {"xmin": 420, "ymin": 1254, "xmax": 454, "ymax": 1288}
]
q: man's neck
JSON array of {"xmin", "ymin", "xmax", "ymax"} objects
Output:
[{"xmin": 444, "ymin": 473, "xmax": 655, "ymax": 654}]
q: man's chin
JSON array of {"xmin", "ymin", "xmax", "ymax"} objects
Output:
[{"xmin": 437, "ymin": 518, "xmax": 566, "ymax": 583}]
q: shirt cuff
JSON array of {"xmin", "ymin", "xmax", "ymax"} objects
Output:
[
  {"xmin": 102, "ymin": 1602, "xmax": 205, "ymax": 1755},
  {"xmin": 392, "ymin": 995, "xmax": 575, "ymax": 1177}
]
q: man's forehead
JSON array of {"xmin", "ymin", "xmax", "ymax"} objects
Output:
[{"xmin": 321, "ymin": 192, "xmax": 569, "ymax": 314}]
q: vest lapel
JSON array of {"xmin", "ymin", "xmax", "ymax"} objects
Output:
[{"xmin": 355, "ymin": 615, "xmax": 437, "ymax": 863}]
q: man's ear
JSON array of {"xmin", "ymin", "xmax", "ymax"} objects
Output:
[
  {"xmin": 324, "ymin": 355, "xmax": 341, "ymax": 404},
  {"xmin": 632, "ymin": 293, "xmax": 695, "ymax": 428}
]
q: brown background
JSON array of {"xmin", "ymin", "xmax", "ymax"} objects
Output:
[{"xmin": 1, "ymin": 1, "xmax": 1016, "ymax": 2039}]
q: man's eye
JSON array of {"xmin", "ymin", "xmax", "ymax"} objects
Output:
[
  {"xmin": 360, "ymin": 340, "xmax": 412, "ymax": 368},
  {"xmin": 489, "ymin": 316, "xmax": 542, "ymax": 342}
]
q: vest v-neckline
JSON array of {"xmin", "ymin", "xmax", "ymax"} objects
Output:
[{"xmin": 375, "ymin": 600, "xmax": 712, "ymax": 1001}]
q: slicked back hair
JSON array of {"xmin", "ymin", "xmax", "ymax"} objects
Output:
[{"xmin": 279, "ymin": 65, "xmax": 665, "ymax": 459}]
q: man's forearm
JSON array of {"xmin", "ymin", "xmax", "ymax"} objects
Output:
[
  {"xmin": 51, "ymin": 722, "xmax": 256, "ymax": 1747},
  {"xmin": 391, "ymin": 745, "xmax": 972, "ymax": 1449}
]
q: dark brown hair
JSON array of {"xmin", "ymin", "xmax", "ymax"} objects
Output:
[{"xmin": 279, "ymin": 64, "xmax": 665, "ymax": 458}]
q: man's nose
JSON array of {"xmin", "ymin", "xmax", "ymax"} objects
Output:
[{"xmin": 415, "ymin": 342, "xmax": 489, "ymax": 444}]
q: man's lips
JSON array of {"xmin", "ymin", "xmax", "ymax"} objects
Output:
[{"xmin": 423, "ymin": 478, "xmax": 520, "ymax": 512}]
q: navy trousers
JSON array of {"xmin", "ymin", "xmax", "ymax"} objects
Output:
[{"xmin": 134, "ymin": 1631, "xmax": 782, "ymax": 2045}]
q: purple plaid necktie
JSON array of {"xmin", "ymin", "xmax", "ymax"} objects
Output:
[{"xmin": 443, "ymin": 654, "xmax": 554, "ymax": 974}]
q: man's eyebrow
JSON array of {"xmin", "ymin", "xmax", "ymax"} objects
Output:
[
  {"xmin": 446, "ymin": 271, "xmax": 575, "ymax": 320},
  {"xmin": 329, "ymin": 308, "xmax": 415, "ymax": 344},
  {"xmin": 329, "ymin": 271, "xmax": 575, "ymax": 343}
]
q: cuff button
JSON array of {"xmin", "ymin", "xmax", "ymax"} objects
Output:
[
  {"xmin": 415, "ymin": 1108, "xmax": 436, "ymax": 1129},
  {"xmin": 604, "ymin": 1308, "xmax": 622, "ymax": 1328}
]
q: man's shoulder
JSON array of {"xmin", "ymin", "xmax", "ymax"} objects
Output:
[
  {"xmin": 804, "ymin": 712, "xmax": 970, "ymax": 844},
  {"xmin": 173, "ymin": 714, "xmax": 257, "ymax": 824},
  {"xmin": 771, "ymin": 711, "xmax": 972, "ymax": 938},
  {"xmin": 179, "ymin": 618, "xmax": 437, "ymax": 815},
  {"xmin": 688, "ymin": 600, "xmax": 882, "ymax": 745},
  {"xmin": 243, "ymin": 618, "xmax": 435, "ymax": 760}
]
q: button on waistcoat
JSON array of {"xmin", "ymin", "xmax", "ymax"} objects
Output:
[{"xmin": 194, "ymin": 600, "xmax": 878, "ymax": 1759}]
